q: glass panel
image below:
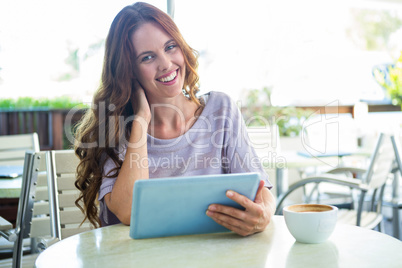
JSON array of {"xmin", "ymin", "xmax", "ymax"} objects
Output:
[
  {"xmin": 1, "ymin": 0, "xmax": 401, "ymax": 107},
  {"xmin": 0, "ymin": 0, "xmax": 167, "ymax": 102},
  {"xmin": 174, "ymin": 0, "xmax": 402, "ymax": 105}
]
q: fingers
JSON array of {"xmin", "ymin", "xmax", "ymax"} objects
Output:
[
  {"xmin": 225, "ymin": 182, "xmax": 264, "ymax": 213},
  {"xmin": 206, "ymin": 206, "xmax": 265, "ymax": 236},
  {"xmin": 206, "ymin": 182, "xmax": 271, "ymax": 236},
  {"xmin": 253, "ymin": 180, "xmax": 265, "ymax": 204},
  {"xmin": 132, "ymin": 86, "xmax": 151, "ymax": 123},
  {"xmin": 206, "ymin": 197, "xmax": 264, "ymax": 226},
  {"xmin": 206, "ymin": 206, "xmax": 258, "ymax": 236},
  {"xmin": 134, "ymin": 79, "xmax": 144, "ymax": 89},
  {"xmin": 206, "ymin": 193, "xmax": 265, "ymax": 236},
  {"xmin": 207, "ymin": 211, "xmax": 255, "ymax": 237}
]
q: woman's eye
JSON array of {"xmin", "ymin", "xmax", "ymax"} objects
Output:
[
  {"xmin": 141, "ymin": 55, "xmax": 153, "ymax": 62},
  {"xmin": 166, "ymin": 44, "xmax": 177, "ymax": 51}
]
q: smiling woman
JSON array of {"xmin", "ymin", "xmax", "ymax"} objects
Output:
[{"xmin": 73, "ymin": 2, "xmax": 276, "ymax": 237}]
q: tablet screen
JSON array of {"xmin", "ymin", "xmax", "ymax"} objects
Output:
[{"xmin": 130, "ymin": 172, "xmax": 260, "ymax": 239}]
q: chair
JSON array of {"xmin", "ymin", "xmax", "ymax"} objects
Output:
[
  {"xmin": 0, "ymin": 133, "xmax": 40, "ymax": 232},
  {"xmin": 0, "ymin": 150, "xmax": 90, "ymax": 268},
  {"xmin": 300, "ymin": 113, "xmax": 363, "ymax": 207},
  {"xmin": 382, "ymin": 135, "xmax": 402, "ymax": 239},
  {"xmin": 276, "ymin": 133, "xmax": 395, "ymax": 230},
  {"xmin": 46, "ymin": 150, "xmax": 92, "ymax": 241},
  {"xmin": 0, "ymin": 151, "xmax": 49, "ymax": 268},
  {"xmin": 0, "ymin": 133, "xmax": 40, "ymax": 166}
]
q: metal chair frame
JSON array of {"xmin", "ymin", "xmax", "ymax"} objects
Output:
[
  {"xmin": 276, "ymin": 133, "xmax": 394, "ymax": 230},
  {"xmin": 0, "ymin": 149, "xmax": 90, "ymax": 267},
  {"xmin": 382, "ymin": 135, "xmax": 402, "ymax": 239},
  {"xmin": 0, "ymin": 151, "xmax": 50, "ymax": 268}
]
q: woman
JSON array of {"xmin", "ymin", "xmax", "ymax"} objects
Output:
[{"xmin": 75, "ymin": 2, "xmax": 275, "ymax": 237}]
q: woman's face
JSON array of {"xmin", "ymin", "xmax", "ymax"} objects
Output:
[{"xmin": 131, "ymin": 22, "xmax": 186, "ymax": 101}]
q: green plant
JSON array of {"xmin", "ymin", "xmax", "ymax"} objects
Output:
[
  {"xmin": 373, "ymin": 52, "xmax": 402, "ymax": 109},
  {"xmin": 242, "ymin": 87, "xmax": 312, "ymax": 137},
  {"xmin": 347, "ymin": 9, "xmax": 402, "ymax": 50},
  {"xmin": 0, "ymin": 96, "xmax": 89, "ymax": 110}
]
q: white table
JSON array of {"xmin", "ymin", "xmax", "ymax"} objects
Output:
[
  {"xmin": 0, "ymin": 177, "xmax": 22, "ymax": 198},
  {"xmin": 0, "ymin": 165, "xmax": 23, "ymax": 198},
  {"xmin": 35, "ymin": 216, "xmax": 402, "ymax": 268}
]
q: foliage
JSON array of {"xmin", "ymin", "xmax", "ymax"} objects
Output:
[
  {"xmin": 0, "ymin": 96, "xmax": 89, "ymax": 110},
  {"xmin": 57, "ymin": 39, "xmax": 105, "ymax": 82},
  {"xmin": 347, "ymin": 9, "xmax": 402, "ymax": 50},
  {"xmin": 83, "ymin": 39, "xmax": 105, "ymax": 60},
  {"xmin": 66, "ymin": 47, "xmax": 80, "ymax": 72},
  {"xmin": 242, "ymin": 87, "xmax": 312, "ymax": 137},
  {"xmin": 373, "ymin": 52, "xmax": 402, "ymax": 108}
]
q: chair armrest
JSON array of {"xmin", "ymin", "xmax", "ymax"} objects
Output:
[
  {"xmin": 0, "ymin": 216, "xmax": 12, "ymax": 231},
  {"xmin": 296, "ymin": 174, "xmax": 365, "ymax": 188},
  {"xmin": 326, "ymin": 167, "xmax": 367, "ymax": 175},
  {"xmin": 0, "ymin": 216, "xmax": 17, "ymax": 242},
  {"xmin": 36, "ymin": 237, "xmax": 60, "ymax": 252},
  {"xmin": 0, "ymin": 229, "xmax": 17, "ymax": 242},
  {"xmin": 275, "ymin": 173, "xmax": 368, "ymax": 214}
]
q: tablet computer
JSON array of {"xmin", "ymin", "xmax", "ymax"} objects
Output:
[{"xmin": 129, "ymin": 172, "xmax": 261, "ymax": 239}]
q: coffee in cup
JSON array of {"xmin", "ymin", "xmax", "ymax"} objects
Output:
[{"xmin": 283, "ymin": 204, "xmax": 338, "ymax": 244}]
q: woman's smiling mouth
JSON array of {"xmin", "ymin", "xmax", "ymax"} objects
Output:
[{"xmin": 156, "ymin": 69, "xmax": 178, "ymax": 83}]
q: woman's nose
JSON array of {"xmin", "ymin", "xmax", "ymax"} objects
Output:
[{"xmin": 158, "ymin": 53, "xmax": 172, "ymax": 71}]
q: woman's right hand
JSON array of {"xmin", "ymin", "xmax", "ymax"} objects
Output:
[{"xmin": 132, "ymin": 81, "xmax": 151, "ymax": 124}]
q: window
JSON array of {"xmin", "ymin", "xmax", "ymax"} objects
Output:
[
  {"xmin": 174, "ymin": 0, "xmax": 402, "ymax": 105},
  {"xmin": 1, "ymin": 0, "xmax": 401, "ymax": 106},
  {"xmin": 0, "ymin": 0, "xmax": 166, "ymax": 102}
]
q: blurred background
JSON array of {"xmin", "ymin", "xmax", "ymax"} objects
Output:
[{"xmin": 1, "ymin": 0, "xmax": 401, "ymax": 105}]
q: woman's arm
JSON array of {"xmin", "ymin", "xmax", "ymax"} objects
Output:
[
  {"xmin": 206, "ymin": 180, "xmax": 276, "ymax": 236},
  {"xmin": 205, "ymin": 94, "xmax": 275, "ymax": 235},
  {"xmin": 104, "ymin": 87, "xmax": 151, "ymax": 225}
]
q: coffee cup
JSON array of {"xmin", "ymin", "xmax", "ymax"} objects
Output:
[{"xmin": 283, "ymin": 204, "xmax": 338, "ymax": 244}]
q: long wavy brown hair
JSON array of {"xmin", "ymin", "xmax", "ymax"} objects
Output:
[{"xmin": 74, "ymin": 2, "xmax": 200, "ymax": 227}]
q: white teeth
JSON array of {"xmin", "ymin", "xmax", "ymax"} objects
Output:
[{"xmin": 159, "ymin": 71, "xmax": 177, "ymax": 82}]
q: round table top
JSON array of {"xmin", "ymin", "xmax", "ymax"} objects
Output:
[{"xmin": 35, "ymin": 216, "xmax": 402, "ymax": 268}]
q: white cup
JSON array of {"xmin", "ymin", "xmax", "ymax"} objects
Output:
[{"xmin": 283, "ymin": 204, "xmax": 338, "ymax": 244}]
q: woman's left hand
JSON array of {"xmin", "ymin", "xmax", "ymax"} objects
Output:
[{"xmin": 206, "ymin": 180, "xmax": 276, "ymax": 236}]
